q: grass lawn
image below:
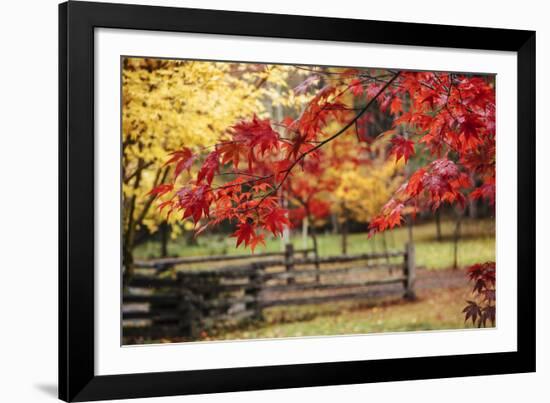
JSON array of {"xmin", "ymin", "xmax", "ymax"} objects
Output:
[
  {"xmin": 135, "ymin": 218, "xmax": 495, "ymax": 270},
  {"xmin": 185, "ymin": 285, "xmax": 488, "ymax": 342}
]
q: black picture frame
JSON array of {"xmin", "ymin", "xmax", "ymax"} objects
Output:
[{"xmin": 59, "ymin": 1, "xmax": 536, "ymax": 401}]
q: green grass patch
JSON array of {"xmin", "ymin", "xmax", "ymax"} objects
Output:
[
  {"xmin": 198, "ymin": 285, "xmax": 486, "ymax": 342},
  {"xmin": 135, "ymin": 218, "xmax": 495, "ymax": 270}
]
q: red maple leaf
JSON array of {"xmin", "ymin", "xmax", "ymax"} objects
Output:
[
  {"xmin": 349, "ymin": 78, "xmax": 364, "ymax": 96},
  {"xmin": 248, "ymin": 232, "xmax": 266, "ymax": 252},
  {"xmin": 470, "ymin": 182, "xmax": 495, "ymax": 205},
  {"xmin": 262, "ymin": 208, "xmax": 289, "ymax": 237},
  {"xmin": 463, "ymin": 261, "xmax": 495, "ymax": 327},
  {"xmin": 165, "ymin": 148, "xmax": 195, "ymax": 180},
  {"xmin": 217, "ymin": 141, "xmax": 247, "ymax": 169},
  {"xmin": 251, "ymin": 182, "xmax": 272, "ymax": 193},
  {"xmin": 231, "ymin": 222, "xmax": 265, "ymax": 252},
  {"xmin": 231, "ymin": 115, "xmax": 280, "ymax": 157},
  {"xmin": 231, "ymin": 222, "xmax": 254, "ymax": 248},
  {"xmin": 389, "ymin": 96, "xmax": 402, "ymax": 115},
  {"xmin": 197, "ymin": 151, "xmax": 220, "ymax": 185},
  {"xmin": 176, "ymin": 185, "xmax": 212, "ymax": 223},
  {"xmin": 481, "ymin": 305, "xmax": 495, "ymax": 327},
  {"xmin": 164, "ymin": 147, "xmax": 191, "ymax": 166},
  {"xmin": 467, "ymin": 262, "xmax": 495, "ymax": 284},
  {"xmin": 148, "ymin": 183, "xmax": 173, "ymax": 197},
  {"xmin": 458, "ymin": 114, "xmax": 483, "ymax": 147},
  {"xmin": 462, "ymin": 301, "xmax": 481, "ymax": 325},
  {"xmin": 284, "ymin": 133, "xmax": 309, "ymax": 161},
  {"xmin": 157, "ymin": 200, "xmax": 174, "ymax": 213},
  {"xmin": 368, "ymin": 200, "xmax": 405, "ymax": 236},
  {"xmin": 405, "ymin": 168, "xmax": 427, "ymax": 196},
  {"xmin": 389, "ymin": 136, "xmax": 415, "ymax": 163}
]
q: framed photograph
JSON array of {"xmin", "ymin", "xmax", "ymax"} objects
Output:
[{"xmin": 59, "ymin": 1, "xmax": 535, "ymax": 401}]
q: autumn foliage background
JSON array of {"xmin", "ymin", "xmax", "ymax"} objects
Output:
[{"xmin": 122, "ymin": 57, "xmax": 496, "ymax": 338}]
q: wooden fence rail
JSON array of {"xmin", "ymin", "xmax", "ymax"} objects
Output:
[
  {"xmin": 134, "ymin": 248, "xmax": 315, "ymax": 272},
  {"xmin": 123, "ymin": 244, "xmax": 415, "ymax": 341}
]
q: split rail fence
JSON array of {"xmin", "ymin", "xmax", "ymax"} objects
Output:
[{"xmin": 123, "ymin": 244, "xmax": 416, "ymax": 340}]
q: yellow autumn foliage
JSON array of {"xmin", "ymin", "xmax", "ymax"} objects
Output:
[
  {"xmin": 332, "ymin": 142, "xmax": 405, "ymax": 223},
  {"xmin": 122, "ymin": 58, "xmax": 309, "ymax": 249}
]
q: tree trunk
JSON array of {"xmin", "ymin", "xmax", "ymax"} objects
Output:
[
  {"xmin": 453, "ymin": 210, "xmax": 463, "ymax": 270},
  {"xmin": 123, "ymin": 165, "xmax": 168, "ymax": 283},
  {"xmin": 341, "ymin": 208, "xmax": 349, "ymax": 255},
  {"xmin": 407, "ymin": 215, "xmax": 414, "ymax": 244},
  {"xmin": 160, "ymin": 223, "xmax": 169, "ymax": 258},
  {"xmin": 341, "ymin": 223, "xmax": 348, "ymax": 255},
  {"xmin": 123, "ymin": 159, "xmax": 144, "ymax": 284},
  {"xmin": 382, "ymin": 232, "xmax": 391, "ymax": 274},
  {"xmin": 469, "ymin": 172, "xmax": 478, "ymax": 219},
  {"xmin": 185, "ymin": 230, "xmax": 198, "ymax": 246},
  {"xmin": 310, "ymin": 226, "xmax": 320, "ymax": 262},
  {"xmin": 382, "ymin": 232, "xmax": 389, "ymax": 262},
  {"xmin": 388, "ymin": 228, "xmax": 396, "ymax": 249},
  {"xmin": 302, "ymin": 216, "xmax": 309, "ymax": 250},
  {"xmin": 309, "ymin": 217, "xmax": 321, "ymax": 282},
  {"xmin": 370, "ymin": 232, "xmax": 377, "ymax": 254},
  {"xmin": 281, "ymin": 190, "xmax": 290, "ymax": 251},
  {"xmin": 435, "ymin": 209, "xmax": 442, "ymax": 241},
  {"xmin": 330, "ymin": 213, "xmax": 339, "ymax": 234},
  {"xmin": 469, "ymin": 198, "xmax": 478, "ymax": 219}
]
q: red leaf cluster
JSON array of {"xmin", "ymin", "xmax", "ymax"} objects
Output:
[
  {"xmin": 148, "ymin": 68, "xmax": 495, "ymax": 254},
  {"xmin": 177, "ymin": 185, "xmax": 212, "ymax": 223},
  {"xmin": 165, "ymin": 148, "xmax": 194, "ymax": 179},
  {"xmin": 197, "ymin": 151, "xmax": 219, "ymax": 185},
  {"xmin": 389, "ymin": 136, "xmax": 415, "ymax": 163},
  {"xmin": 231, "ymin": 116, "xmax": 280, "ymax": 158},
  {"xmin": 231, "ymin": 222, "xmax": 265, "ymax": 252},
  {"xmin": 463, "ymin": 262, "xmax": 496, "ymax": 327},
  {"xmin": 369, "ymin": 71, "xmax": 495, "ymax": 235}
]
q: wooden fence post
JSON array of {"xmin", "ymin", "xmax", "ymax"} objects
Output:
[
  {"xmin": 246, "ymin": 263, "xmax": 263, "ymax": 320},
  {"xmin": 284, "ymin": 243, "xmax": 295, "ymax": 285},
  {"xmin": 178, "ymin": 273, "xmax": 201, "ymax": 339},
  {"xmin": 201, "ymin": 275, "xmax": 221, "ymax": 319},
  {"xmin": 404, "ymin": 242, "xmax": 416, "ymax": 300}
]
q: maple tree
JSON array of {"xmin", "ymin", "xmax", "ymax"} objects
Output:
[{"xmin": 148, "ymin": 64, "xmax": 496, "ymax": 325}]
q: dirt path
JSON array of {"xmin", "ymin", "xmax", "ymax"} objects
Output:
[
  {"xmin": 415, "ymin": 267, "xmax": 469, "ymax": 290},
  {"xmin": 206, "ymin": 269, "xmax": 475, "ymax": 341},
  {"xmin": 259, "ymin": 267, "xmax": 470, "ymax": 306}
]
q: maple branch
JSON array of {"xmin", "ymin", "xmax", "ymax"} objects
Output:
[
  {"xmin": 280, "ymin": 72, "xmax": 401, "ymax": 180},
  {"xmin": 123, "ymin": 161, "xmax": 153, "ymax": 183},
  {"xmin": 208, "ymin": 74, "xmax": 394, "ymax": 206},
  {"xmin": 294, "ymin": 66, "xmax": 347, "ymax": 76},
  {"xmin": 249, "ymin": 71, "xmax": 402, "ymax": 212},
  {"xmin": 136, "ymin": 166, "xmax": 170, "ymax": 225},
  {"xmin": 293, "ymin": 74, "xmax": 393, "ymax": 135},
  {"xmin": 210, "ymin": 175, "xmax": 271, "ymax": 191},
  {"xmin": 295, "ymin": 66, "xmax": 394, "ymax": 82},
  {"xmin": 216, "ymin": 171, "xmax": 267, "ymax": 179}
]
